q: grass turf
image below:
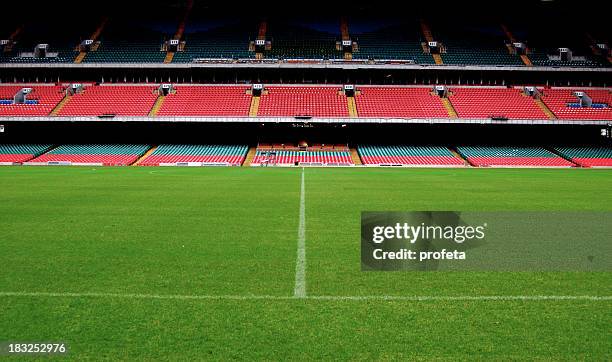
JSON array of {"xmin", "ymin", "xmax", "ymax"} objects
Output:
[{"xmin": 0, "ymin": 166, "xmax": 610, "ymax": 359}]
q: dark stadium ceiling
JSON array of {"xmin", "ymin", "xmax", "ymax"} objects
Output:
[{"xmin": 7, "ymin": 0, "xmax": 610, "ymax": 25}]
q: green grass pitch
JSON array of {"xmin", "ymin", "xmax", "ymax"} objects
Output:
[{"xmin": 0, "ymin": 166, "xmax": 610, "ymax": 359}]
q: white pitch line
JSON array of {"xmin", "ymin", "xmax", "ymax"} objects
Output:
[
  {"xmin": 0, "ymin": 292, "xmax": 610, "ymax": 301},
  {"xmin": 294, "ymin": 167, "xmax": 307, "ymax": 298}
]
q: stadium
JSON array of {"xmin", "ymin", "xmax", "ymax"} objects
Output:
[{"xmin": 0, "ymin": 0, "xmax": 610, "ymax": 359}]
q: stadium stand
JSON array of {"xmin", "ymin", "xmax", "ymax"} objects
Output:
[
  {"xmin": 0, "ymin": 144, "xmax": 52, "ymax": 164},
  {"xmin": 27, "ymin": 144, "xmax": 150, "ymax": 166},
  {"xmin": 554, "ymin": 146, "xmax": 612, "ymax": 167},
  {"xmin": 350, "ymin": 20, "xmax": 434, "ymax": 63},
  {"xmin": 510, "ymin": 21, "xmax": 610, "ymax": 68},
  {"xmin": 449, "ymin": 87, "xmax": 547, "ymax": 119},
  {"xmin": 58, "ymin": 85, "xmax": 159, "ymax": 117},
  {"xmin": 540, "ymin": 88, "xmax": 612, "ymax": 120},
  {"xmin": 257, "ymin": 86, "xmax": 349, "ymax": 117},
  {"xmin": 355, "ymin": 87, "xmax": 448, "ymax": 118},
  {"xmin": 264, "ymin": 22, "xmax": 342, "ymax": 60},
  {"xmin": 436, "ymin": 25, "xmax": 523, "ymax": 66},
  {"xmin": 139, "ymin": 144, "xmax": 248, "ymax": 166},
  {"xmin": 358, "ymin": 145, "xmax": 464, "ymax": 167},
  {"xmin": 172, "ymin": 22, "xmax": 255, "ymax": 62},
  {"xmin": 157, "ymin": 85, "xmax": 251, "ymax": 116},
  {"xmin": 82, "ymin": 21, "xmax": 169, "ymax": 63},
  {"xmin": 0, "ymin": 85, "xmax": 65, "ymax": 116},
  {"xmin": 0, "ymin": 22, "xmax": 79, "ymax": 64},
  {"xmin": 456, "ymin": 146, "xmax": 575, "ymax": 167},
  {"xmin": 251, "ymin": 149, "xmax": 353, "ymax": 166}
]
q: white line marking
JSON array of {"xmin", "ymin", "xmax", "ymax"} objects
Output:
[
  {"xmin": 294, "ymin": 167, "xmax": 307, "ymax": 298},
  {"xmin": 0, "ymin": 292, "xmax": 610, "ymax": 301}
]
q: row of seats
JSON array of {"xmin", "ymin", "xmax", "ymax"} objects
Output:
[
  {"xmin": 0, "ymin": 85, "xmax": 609, "ymax": 120},
  {"xmin": 251, "ymin": 150, "xmax": 353, "ymax": 165},
  {"xmin": 456, "ymin": 146, "xmax": 574, "ymax": 167},
  {"xmin": 157, "ymin": 86, "xmax": 251, "ymax": 116},
  {"xmin": 28, "ymin": 144, "xmax": 150, "ymax": 165},
  {"xmin": 554, "ymin": 146, "xmax": 612, "ymax": 167},
  {"xmin": 139, "ymin": 144, "xmax": 248, "ymax": 166},
  {"xmin": 2, "ymin": 144, "xmax": 610, "ymax": 167},
  {"xmin": 541, "ymin": 89, "xmax": 612, "ymax": 120},
  {"xmin": 0, "ymin": 144, "xmax": 51, "ymax": 163},
  {"xmin": 450, "ymin": 88, "xmax": 547, "ymax": 119},
  {"xmin": 358, "ymin": 145, "xmax": 463, "ymax": 166},
  {"xmin": 0, "ymin": 85, "xmax": 65, "ymax": 116},
  {"xmin": 58, "ymin": 86, "xmax": 159, "ymax": 116}
]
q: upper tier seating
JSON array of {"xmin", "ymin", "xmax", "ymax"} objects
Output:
[
  {"xmin": 58, "ymin": 85, "xmax": 159, "ymax": 117},
  {"xmin": 139, "ymin": 144, "xmax": 248, "ymax": 166},
  {"xmin": 449, "ymin": 87, "xmax": 546, "ymax": 119},
  {"xmin": 0, "ymin": 85, "xmax": 65, "ymax": 116},
  {"xmin": 554, "ymin": 146, "xmax": 612, "ymax": 167},
  {"xmin": 351, "ymin": 23, "xmax": 434, "ymax": 64},
  {"xmin": 355, "ymin": 87, "xmax": 448, "ymax": 118},
  {"xmin": 264, "ymin": 23, "xmax": 341, "ymax": 60},
  {"xmin": 540, "ymin": 88, "xmax": 612, "ymax": 120},
  {"xmin": 432, "ymin": 25, "xmax": 523, "ymax": 66},
  {"xmin": 358, "ymin": 145, "xmax": 464, "ymax": 166},
  {"xmin": 456, "ymin": 146, "xmax": 574, "ymax": 167},
  {"xmin": 0, "ymin": 144, "xmax": 52, "ymax": 163},
  {"xmin": 173, "ymin": 23, "xmax": 254, "ymax": 62},
  {"xmin": 27, "ymin": 144, "xmax": 150, "ymax": 165},
  {"xmin": 0, "ymin": 22, "xmax": 82, "ymax": 63},
  {"xmin": 257, "ymin": 86, "xmax": 349, "ymax": 117},
  {"xmin": 157, "ymin": 86, "xmax": 251, "ymax": 116},
  {"xmin": 82, "ymin": 22, "xmax": 167, "ymax": 63},
  {"xmin": 251, "ymin": 149, "xmax": 353, "ymax": 166}
]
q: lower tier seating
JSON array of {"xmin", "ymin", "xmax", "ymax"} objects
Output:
[
  {"xmin": 0, "ymin": 85, "xmax": 65, "ymax": 116},
  {"xmin": 358, "ymin": 145, "xmax": 464, "ymax": 166},
  {"xmin": 59, "ymin": 85, "xmax": 159, "ymax": 117},
  {"xmin": 449, "ymin": 87, "xmax": 546, "ymax": 119},
  {"xmin": 27, "ymin": 144, "xmax": 150, "ymax": 166},
  {"xmin": 554, "ymin": 146, "xmax": 612, "ymax": 167},
  {"xmin": 0, "ymin": 144, "xmax": 52, "ymax": 163},
  {"xmin": 251, "ymin": 149, "xmax": 353, "ymax": 166},
  {"xmin": 540, "ymin": 89, "xmax": 612, "ymax": 120},
  {"xmin": 139, "ymin": 144, "xmax": 248, "ymax": 166},
  {"xmin": 257, "ymin": 86, "xmax": 349, "ymax": 117},
  {"xmin": 356, "ymin": 87, "xmax": 448, "ymax": 118},
  {"xmin": 456, "ymin": 146, "xmax": 574, "ymax": 167},
  {"xmin": 157, "ymin": 86, "xmax": 251, "ymax": 117}
]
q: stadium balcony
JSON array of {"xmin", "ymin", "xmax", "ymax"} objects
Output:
[
  {"xmin": 448, "ymin": 87, "xmax": 547, "ymax": 119},
  {"xmin": 0, "ymin": 144, "xmax": 52, "ymax": 164},
  {"xmin": 0, "ymin": 84, "xmax": 65, "ymax": 116},
  {"xmin": 554, "ymin": 146, "xmax": 612, "ymax": 167},
  {"xmin": 456, "ymin": 146, "xmax": 575, "ymax": 167},
  {"xmin": 257, "ymin": 86, "xmax": 349, "ymax": 117},
  {"xmin": 139, "ymin": 144, "xmax": 248, "ymax": 166},
  {"xmin": 540, "ymin": 88, "xmax": 612, "ymax": 120},
  {"xmin": 58, "ymin": 85, "xmax": 159, "ymax": 117},
  {"xmin": 355, "ymin": 86, "xmax": 448, "ymax": 118},
  {"xmin": 358, "ymin": 145, "xmax": 464, "ymax": 167},
  {"xmin": 27, "ymin": 144, "xmax": 151, "ymax": 166},
  {"xmin": 157, "ymin": 85, "xmax": 252, "ymax": 117}
]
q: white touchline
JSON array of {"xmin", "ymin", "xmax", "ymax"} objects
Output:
[
  {"xmin": 0, "ymin": 292, "xmax": 610, "ymax": 301},
  {"xmin": 294, "ymin": 167, "xmax": 307, "ymax": 298}
]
